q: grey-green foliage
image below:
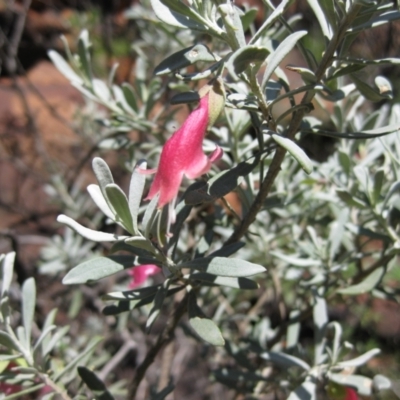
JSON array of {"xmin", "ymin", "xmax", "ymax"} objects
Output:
[
  {"xmin": 0, "ymin": 253, "xmax": 104, "ymax": 400},
  {"xmin": 45, "ymin": 0, "xmax": 400, "ymax": 398}
]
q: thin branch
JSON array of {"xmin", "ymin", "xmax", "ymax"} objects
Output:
[{"xmin": 126, "ymin": 294, "xmax": 188, "ymax": 400}]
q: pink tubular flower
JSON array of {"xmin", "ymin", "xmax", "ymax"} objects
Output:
[
  {"xmin": 128, "ymin": 264, "xmax": 160, "ymax": 288},
  {"xmin": 146, "ymin": 95, "xmax": 222, "ymax": 209},
  {"xmin": 344, "ymin": 388, "xmax": 358, "ymax": 400}
]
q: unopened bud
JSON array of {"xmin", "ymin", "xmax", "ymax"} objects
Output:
[{"xmin": 198, "ymin": 77, "xmax": 225, "ymax": 128}]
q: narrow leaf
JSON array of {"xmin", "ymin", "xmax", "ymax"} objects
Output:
[
  {"xmin": 189, "ymin": 317, "xmax": 225, "ymax": 346},
  {"xmin": 129, "ymin": 161, "xmax": 147, "ymax": 234},
  {"xmin": 78, "ymin": 366, "xmax": 114, "ymax": 400},
  {"xmin": 62, "ymin": 256, "xmax": 135, "ymax": 285},
  {"xmin": 105, "ymin": 184, "xmax": 134, "ymax": 234},
  {"xmin": 272, "ymin": 134, "xmax": 313, "ymax": 174},
  {"xmin": 228, "ymin": 45, "xmax": 269, "ymax": 79},
  {"xmin": 338, "ymin": 267, "xmax": 385, "ymax": 295},
  {"xmin": 261, "ymin": 351, "xmax": 310, "ymax": 371},
  {"xmin": 150, "ymin": 0, "xmax": 203, "ymax": 29},
  {"xmin": 1, "ymin": 252, "xmax": 15, "ymax": 298},
  {"xmin": 57, "ymin": 215, "xmax": 128, "ymax": 242},
  {"xmin": 262, "ymin": 31, "xmax": 307, "ymax": 87},
  {"xmin": 307, "ymin": 0, "xmax": 333, "ymax": 39},
  {"xmin": 22, "ymin": 278, "xmax": 36, "ymax": 349},
  {"xmin": 249, "ymin": 0, "xmax": 291, "ymax": 44},
  {"xmin": 0, "ymin": 332, "xmax": 20, "ymax": 352},
  {"xmin": 188, "ymin": 291, "xmax": 224, "ymax": 346},
  {"xmin": 92, "ymin": 158, "xmax": 114, "ymax": 196},
  {"xmin": 313, "ymin": 288, "xmax": 328, "ymax": 365},
  {"xmin": 87, "ymin": 184, "xmax": 115, "ymax": 220},
  {"xmin": 48, "ymin": 50, "xmax": 83, "ymax": 85},
  {"xmin": 348, "ymin": 10, "xmax": 400, "ymax": 33},
  {"xmin": 337, "ymin": 348, "xmax": 380, "ymax": 368},
  {"xmin": 180, "ymin": 257, "xmax": 265, "ymax": 277},
  {"xmin": 154, "ymin": 44, "xmax": 215, "ymax": 75}
]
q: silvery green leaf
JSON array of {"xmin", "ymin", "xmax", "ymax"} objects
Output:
[
  {"xmin": 262, "ymin": 31, "xmax": 307, "ymax": 88},
  {"xmin": 129, "ymin": 160, "xmax": 147, "ymax": 234},
  {"xmin": 1, "ymin": 252, "xmax": 15, "ymax": 298},
  {"xmin": 329, "ymin": 374, "xmax": 372, "ymax": 397},
  {"xmin": 92, "ymin": 158, "xmax": 114, "ymax": 210},
  {"xmin": 22, "ymin": 278, "xmax": 36, "ymax": 349},
  {"xmin": 272, "ymin": 134, "xmax": 313, "ymax": 174},
  {"xmin": 240, "ymin": 7, "xmax": 257, "ymax": 31},
  {"xmin": 42, "ymin": 325, "xmax": 70, "ymax": 357},
  {"xmin": 227, "ymin": 45, "xmax": 269, "ymax": 80},
  {"xmin": 105, "ymin": 184, "xmax": 134, "ymax": 234},
  {"xmin": 87, "ymin": 184, "xmax": 115, "ymax": 220},
  {"xmin": 0, "ymin": 332, "xmax": 19, "ymax": 352},
  {"xmin": 190, "ymin": 317, "xmax": 225, "ymax": 346},
  {"xmin": 249, "ymin": 0, "xmax": 291, "ymax": 44},
  {"xmin": 77, "ymin": 29, "xmax": 92, "ymax": 80},
  {"xmin": 150, "ymin": 0, "xmax": 203, "ymax": 29},
  {"xmin": 307, "ymin": 0, "xmax": 334, "ymax": 39},
  {"xmin": 287, "ymin": 380, "xmax": 316, "ymax": 400},
  {"xmin": 62, "ymin": 256, "xmax": 135, "ymax": 285},
  {"xmin": 180, "ymin": 257, "xmax": 265, "ymax": 277},
  {"xmin": 327, "ymin": 322, "xmax": 342, "ymax": 363},
  {"xmin": 92, "ymin": 79, "xmax": 111, "ymax": 103},
  {"xmin": 154, "ymin": 44, "xmax": 215, "ymax": 75},
  {"xmin": 373, "ymin": 374, "xmax": 392, "ymax": 391},
  {"xmin": 270, "ymin": 251, "xmax": 320, "ymax": 267},
  {"xmin": 122, "ymin": 83, "xmax": 139, "ymax": 113},
  {"xmin": 78, "ymin": 366, "xmax": 115, "ymax": 400},
  {"xmin": 328, "ymin": 208, "xmax": 349, "ymax": 260},
  {"xmin": 286, "ymin": 309, "xmax": 300, "ymax": 349},
  {"xmin": 337, "ymin": 348, "xmax": 380, "ymax": 368},
  {"xmin": 188, "ymin": 291, "xmax": 224, "ymax": 346},
  {"xmin": 57, "ymin": 215, "xmax": 128, "ymax": 242},
  {"xmin": 351, "ymin": 74, "xmax": 392, "ymax": 101},
  {"xmin": 143, "ymin": 194, "xmax": 159, "ymax": 239},
  {"xmin": 286, "ymin": 65, "xmax": 317, "ymax": 84},
  {"xmin": 188, "ymin": 272, "xmax": 258, "ymax": 289},
  {"xmin": 348, "ymin": 10, "xmax": 400, "ymax": 32},
  {"xmin": 112, "ymin": 85, "xmax": 135, "ymax": 116},
  {"xmin": 336, "ymin": 189, "xmax": 367, "ymax": 209},
  {"xmin": 371, "ymin": 168, "xmax": 385, "ymax": 206},
  {"xmin": 313, "ymin": 288, "xmax": 328, "ymax": 365},
  {"xmin": 48, "ymin": 50, "xmax": 83, "ymax": 85},
  {"xmin": 33, "ymin": 325, "xmax": 56, "ymax": 353},
  {"xmin": 125, "ymin": 237, "xmax": 156, "ymax": 254},
  {"xmin": 218, "ymin": 3, "xmax": 246, "ymax": 48},
  {"xmin": 337, "ymin": 267, "xmax": 385, "ymax": 295},
  {"xmin": 261, "ymin": 351, "xmax": 310, "ymax": 371}
]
